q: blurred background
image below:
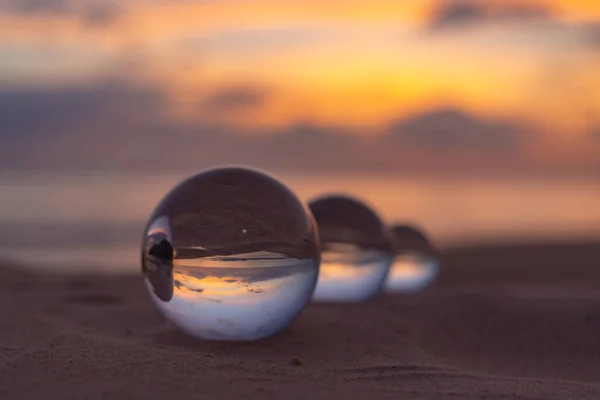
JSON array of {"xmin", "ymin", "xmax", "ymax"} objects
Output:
[{"xmin": 1, "ymin": 0, "xmax": 599, "ymax": 272}]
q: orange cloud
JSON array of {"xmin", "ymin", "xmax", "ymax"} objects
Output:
[
  {"xmin": 552, "ymin": 0, "xmax": 600, "ymax": 20},
  {"xmin": 1, "ymin": 0, "xmax": 599, "ymax": 139}
]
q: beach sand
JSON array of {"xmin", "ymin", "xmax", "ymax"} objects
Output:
[{"xmin": 1, "ymin": 240, "xmax": 600, "ymax": 399}]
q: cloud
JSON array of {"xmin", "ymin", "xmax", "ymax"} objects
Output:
[
  {"xmin": 586, "ymin": 22, "xmax": 600, "ymax": 48},
  {"xmin": 251, "ymin": 123, "xmax": 362, "ymax": 172},
  {"xmin": 268, "ymin": 123, "xmax": 351, "ymax": 149},
  {"xmin": 0, "ymin": 82, "xmax": 165, "ymax": 136},
  {"xmin": 386, "ymin": 108, "xmax": 521, "ymax": 151},
  {"xmin": 182, "ymin": 26, "xmax": 331, "ymax": 54},
  {"xmin": 0, "ymin": 82, "xmax": 594, "ymax": 176},
  {"xmin": 425, "ymin": 2, "xmax": 600, "ymax": 54},
  {"xmin": 0, "ymin": 0, "xmax": 121, "ymax": 26},
  {"xmin": 1, "ymin": 0, "xmax": 67, "ymax": 15},
  {"xmin": 426, "ymin": 0, "xmax": 554, "ymax": 32},
  {"xmin": 80, "ymin": 2, "xmax": 120, "ymax": 27},
  {"xmin": 0, "ymin": 82, "xmax": 181, "ymax": 170},
  {"xmin": 0, "ymin": 82, "xmax": 359, "ymax": 172},
  {"xmin": 202, "ymin": 85, "xmax": 269, "ymax": 112}
]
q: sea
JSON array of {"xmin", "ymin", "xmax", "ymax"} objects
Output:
[{"xmin": 1, "ymin": 171, "xmax": 599, "ymax": 273}]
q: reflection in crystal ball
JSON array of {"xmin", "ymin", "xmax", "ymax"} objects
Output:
[
  {"xmin": 308, "ymin": 195, "xmax": 393, "ymax": 303},
  {"xmin": 384, "ymin": 225, "xmax": 440, "ymax": 293},
  {"xmin": 141, "ymin": 167, "xmax": 320, "ymax": 341}
]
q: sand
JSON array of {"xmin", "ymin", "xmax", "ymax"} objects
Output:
[{"xmin": 1, "ymin": 240, "xmax": 600, "ymax": 399}]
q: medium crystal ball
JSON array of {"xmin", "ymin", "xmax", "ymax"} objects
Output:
[{"xmin": 308, "ymin": 195, "xmax": 393, "ymax": 303}]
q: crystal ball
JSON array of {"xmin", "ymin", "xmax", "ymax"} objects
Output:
[
  {"xmin": 308, "ymin": 195, "xmax": 393, "ymax": 303},
  {"xmin": 384, "ymin": 225, "xmax": 439, "ymax": 293},
  {"xmin": 142, "ymin": 167, "xmax": 320, "ymax": 340}
]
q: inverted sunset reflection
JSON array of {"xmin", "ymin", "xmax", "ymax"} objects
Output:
[
  {"xmin": 384, "ymin": 253, "xmax": 440, "ymax": 294},
  {"xmin": 314, "ymin": 249, "xmax": 393, "ymax": 302},
  {"xmin": 152, "ymin": 257, "xmax": 318, "ymax": 340},
  {"xmin": 172, "ymin": 257, "xmax": 316, "ymax": 305},
  {"xmin": 384, "ymin": 224, "xmax": 439, "ymax": 293}
]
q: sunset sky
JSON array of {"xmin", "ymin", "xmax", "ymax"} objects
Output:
[{"xmin": 1, "ymin": 0, "xmax": 600, "ymax": 174}]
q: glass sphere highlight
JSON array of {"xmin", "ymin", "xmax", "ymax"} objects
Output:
[
  {"xmin": 384, "ymin": 225, "xmax": 439, "ymax": 293},
  {"xmin": 142, "ymin": 167, "xmax": 320, "ymax": 340},
  {"xmin": 308, "ymin": 195, "xmax": 393, "ymax": 303}
]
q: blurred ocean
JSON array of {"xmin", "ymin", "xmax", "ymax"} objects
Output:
[{"xmin": 1, "ymin": 171, "xmax": 599, "ymax": 273}]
